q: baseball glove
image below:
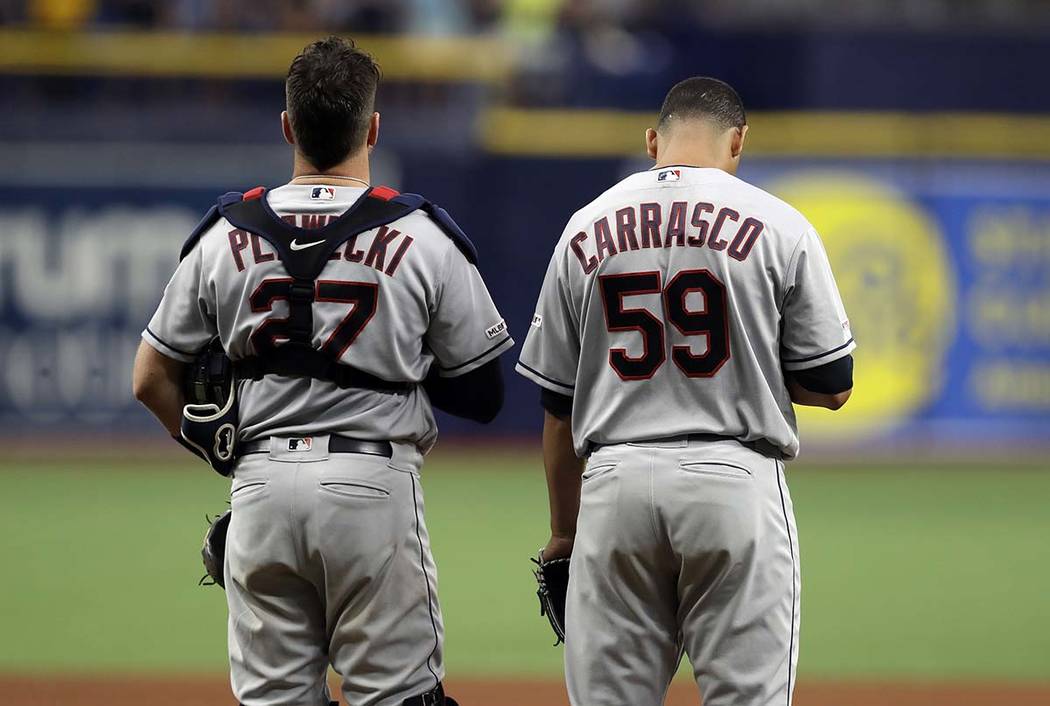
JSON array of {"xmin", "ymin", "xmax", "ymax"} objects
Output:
[
  {"xmin": 532, "ymin": 550, "xmax": 570, "ymax": 644},
  {"xmin": 200, "ymin": 510, "xmax": 231, "ymax": 589}
]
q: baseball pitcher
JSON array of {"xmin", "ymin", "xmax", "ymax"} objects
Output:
[
  {"xmin": 133, "ymin": 37, "xmax": 512, "ymax": 706},
  {"xmin": 520, "ymin": 78, "xmax": 855, "ymax": 705}
]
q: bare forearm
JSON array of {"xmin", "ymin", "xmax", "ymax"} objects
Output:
[
  {"xmin": 141, "ymin": 387, "xmax": 185, "ymax": 437},
  {"xmin": 132, "ymin": 341, "xmax": 186, "ymax": 436},
  {"xmin": 542, "ymin": 410, "xmax": 585, "ymax": 540}
]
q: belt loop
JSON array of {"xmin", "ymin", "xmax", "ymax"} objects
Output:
[{"xmin": 389, "ymin": 441, "xmax": 423, "ymax": 472}]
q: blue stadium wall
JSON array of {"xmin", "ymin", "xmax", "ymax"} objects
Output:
[{"xmin": 1, "ymin": 153, "xmax": 1047, "ymax": 452}]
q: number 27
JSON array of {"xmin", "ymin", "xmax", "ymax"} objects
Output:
[{"xmin": 249, "ymin": 278, "xmax": 378, "ymax": 357}]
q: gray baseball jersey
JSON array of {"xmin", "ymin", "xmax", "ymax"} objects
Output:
[
  {"xmin": 516, "ymin": 165, "xmax": 854, "ymax": 458},
  {"xmin": 143, "ymin": 183, "xmax": 513, "ymax": 451}
]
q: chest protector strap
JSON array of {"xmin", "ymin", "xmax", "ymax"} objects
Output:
[{"xmin": 181, "ymin": 186, "xmax": 478, "ymax": 392}]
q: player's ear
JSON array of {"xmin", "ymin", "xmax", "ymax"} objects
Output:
[
  {"xmin": 645, "ymin": 128, "xmax": 659, "ymax": 160},
  {"xmin": 281, "ymin": 111, "xmax": 295, "ymax": 146},
  {"xmin": 366, "ymin": 112, "xmax": 380, "ymax": 152},
  {"xmin": 731, "ymin": 124, "xmax": 748, "ymax": 159}
]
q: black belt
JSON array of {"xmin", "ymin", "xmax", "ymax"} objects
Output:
[
  {"xmin": 403, "ymin": 682, "xmax": 447, "ymax": 706},
  {"xmin": 240, "ymin": 435, "xmax": 393, "ymax": 458}
]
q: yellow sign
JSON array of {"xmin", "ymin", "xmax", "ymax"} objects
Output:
[{"xmin": 769, "ymin": 174, "xmax": 955, "ymax": 440}]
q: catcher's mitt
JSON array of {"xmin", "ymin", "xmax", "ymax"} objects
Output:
[
  {"xmin": 200, "ymin": 510, "xmax": 231, "ymax": 589},
  {"xmin": 532, "ymin": 550, "xmax": 570, "ymax": 644}
]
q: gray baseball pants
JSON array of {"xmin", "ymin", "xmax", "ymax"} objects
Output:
[
  {"xmin": 564, "ymin": 437, "xmax": 800, "ymax": 706},
  {"xmin": 223, "ymin": 436, "xmax": 444, "ymax": 706}
]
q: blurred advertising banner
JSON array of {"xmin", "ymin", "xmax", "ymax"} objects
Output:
[
  {"xmin": 0, "ymin": 191, "xmax": 202, "ymax": 428},
  {"xmin": 750, "ymin": 165, "xmax": 1050, "ymax": 449},
  {"xmin": 0, "ymin": 158, "xmax": 1047, "ymax": 451}
]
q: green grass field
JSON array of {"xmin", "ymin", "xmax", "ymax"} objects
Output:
[{"xmin": 1, "ymin": 449, "xmax": 1048, "ymax": 683}]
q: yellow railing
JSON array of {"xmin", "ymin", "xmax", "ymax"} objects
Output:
[
  {"xmin": 482, "ymin": 108, "xmax": 1050, "ymax": 160},
  {"xmin": 0, "ymin": 29, "xmax": 511, "ymax": 82},
  {"xmin": 3, "ymin": 29, "xmax": 1049, "ymax": 160}
]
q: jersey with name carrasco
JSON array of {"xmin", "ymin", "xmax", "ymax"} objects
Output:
[
  {"xmin": 516, "ymin": 166, "xmax": 854, "ymax": 458},
  {"xmin": 143, "ymin": 183, "xmax": 513, "ymax": 451}
]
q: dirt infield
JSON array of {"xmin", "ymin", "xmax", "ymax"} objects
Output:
[{"xmin": 4, "ymin": 675, "xmax": 1050, "ymax": 706}]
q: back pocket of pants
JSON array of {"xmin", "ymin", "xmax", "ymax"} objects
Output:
[
  {"xmin": 678, "ymin": 460, "xmax": 752, "ymax": 479},
  {"xmin": 230, "ymin": 480, "xmax": 268, "ymax": 499},
  {"xmin": 319, "ymin": 480, "xmax": 390, "ymax": 499},
  {"xmin": 581, "ymin": 461, "xmax": 619, "ymax": 484}
]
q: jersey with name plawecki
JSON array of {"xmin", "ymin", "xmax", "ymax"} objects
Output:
[
  {"xmin": 143, "ymin": 183, "xmax": 513, "ymax": 452},
  {"xmin": 516, "ymin": 166, "xmax": 854, "ymax": 459}
]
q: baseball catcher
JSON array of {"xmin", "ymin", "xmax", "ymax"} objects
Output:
[{"xmin": 132, "ymin": 36, "xmax": 506, "ymax": 706}]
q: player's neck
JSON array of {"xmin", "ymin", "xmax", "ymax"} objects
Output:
[
  {"xmin": 653, "ymin": 129, "xmax": 733, "ymax": 173},
  {"xmin": 291, "ymin": 151, "xmax": 371, "ymax": 185},
  {"xmin": 653, "ymin": 149, "xmax": 726, "ymax": 173}
]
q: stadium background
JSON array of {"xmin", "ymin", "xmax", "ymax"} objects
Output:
[{"xmin": 1, "ymin": 1, "xmax": 1048, "ymax": 705}]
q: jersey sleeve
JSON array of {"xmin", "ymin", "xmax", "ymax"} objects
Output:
[
  {"xmin": 141, "ymin": 244, "xmax": 217, "ymax": 362},
  {"xmin": 780, "ymin": 227, "xmax": 856, "ymax": 371},
  {"xmin": 515, "ymin": 249, "xmax": 580, "ymax": 395},
  {"xmin": 425, "ymin": 244, "xmax": 514, "ymax": 378}
]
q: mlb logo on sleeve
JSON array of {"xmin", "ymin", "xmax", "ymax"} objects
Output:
[
  {"xmin": 657, "ymin": 169, "xmax": 681, "ymax": 182},
  {"xmin": 485, "ymin": 319, "xmax": 507, "ymax": 339},
  {"xmin": 311, "ymin": 187, "xmax": 335, "ymax": 200}
]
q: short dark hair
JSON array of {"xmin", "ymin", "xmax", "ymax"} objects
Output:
[
  {"xmin": 285, "ymin": 36, "xmax": 381, "ymax": 171},
  {"xmin": 657, "ymin": 77, "xmax": 746, "ymax": 132}
]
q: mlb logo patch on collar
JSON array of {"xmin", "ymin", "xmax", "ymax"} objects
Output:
[
  {"xmin": 311, "ymin": 187, "xmax": 335, "ymax": 200},
  {"xmin": 657, "ymin": 169, "xmax": 681, "ymax": 182}
]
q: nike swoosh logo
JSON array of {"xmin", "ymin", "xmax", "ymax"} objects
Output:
[{"xmin": 290, "ymin": 238, "xmax": 325, "ymax": 251}]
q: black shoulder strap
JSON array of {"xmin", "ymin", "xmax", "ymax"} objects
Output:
[
  {"xmin": 218, "ymin": 187, "xmax": 420, "ymax": 280},
  {"xmin": 182, "ymin": 186, "xmax": 477, "ymax": 393},
  {"xmin": 179, "ymin": 203, "xmax": 223, "ymax": 260},
  {"xmin": 388, "ymin": 193, "xmax": 480, "ymax": 265},
  {"xmin": 180, "ymin": 187, "xmax": 480, "ymax": 267}
]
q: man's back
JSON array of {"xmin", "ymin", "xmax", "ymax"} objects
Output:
[
  {"xmin": 517, "ymin": 165, "xmax": 854, "ymax": 458},
  {"xmin": 133, "ymin": 37, "xmax": 496, "ymax": 706},
  {"xmin": 146, "ymin": 183, "xmax": 512, "ymax": 449},
  {"xmin": 516, "ymin": 76, "xmax": 853, "ymax": 706}
]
